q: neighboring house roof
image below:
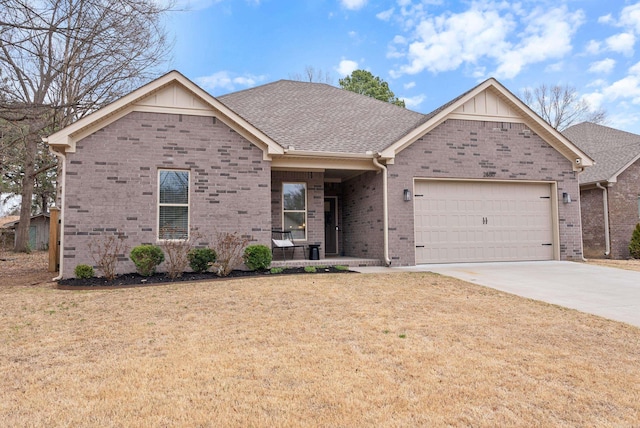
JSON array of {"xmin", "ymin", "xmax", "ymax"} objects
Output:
[
  {"xmin": 563, "ymin": 122, "xmax": 640, "ymax": 185},
  {"xmin": 218, "ymin": 80, "xmax": 426, "ymax": 154},
  {"xmin": 0, "ymin": 216, "xmax": 20, "ymax": 229}
]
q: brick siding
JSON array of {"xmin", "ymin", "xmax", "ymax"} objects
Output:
[
  {"xmin": 62, "ymin": 111, "xmax": 271, "ymax": 278},
  {"xmin": 341, "ymin": 171, "xmax": 385, "ymax": 260},
  {"xmin": 606, "ymin": 159, "xmax": 640, "ymax": 259},
  {"xmin": 580, "ymin": 187, "xmax": 607, "ymax": 258},
  {"xmin": 387, "ymin": 119, "xmax": 583, "ymax": 265}
]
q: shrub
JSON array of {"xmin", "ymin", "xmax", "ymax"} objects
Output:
[
  {"xmin": 188, "ymin": 248, "xmax": 217, "ymax": 273},
  {"xmin": 334, "ymin": 265, "xmax": 349, "ymax": 271},
  {"xmin": 130, "ymin": 245, "xmax": 164, "ymax": 276},
  {"xmin": 211, "ymin": 232, "xmax": 249, "ymax": 277},
  {"xmin": 74, "ymin": 264, "xmax": 94, "ymax": 279},
  {"xmin": 304, "ymin": 266, "xmax": 317, "ymax": 273},
  {"xmin": 629, "ymin": 224, "xmax": 640, "ymax": 258},
  {"xmin": 88, "ymin": 231, "xmax": 128, "ymax": 280},
  {"xmin": 243, "ymin": 244, "xmax": 272, "ymax": 271},
  {"xmin": 270, "ymin": 267, "xmax": 284, "ymax": 274}
]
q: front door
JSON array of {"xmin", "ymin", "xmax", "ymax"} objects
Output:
[{"xmin": 324, "ymin": 197, "xmax": 338, "ymax": 255}]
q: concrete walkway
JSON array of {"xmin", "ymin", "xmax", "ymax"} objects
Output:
[{"xmin": 353, "ymin": 261, "xmax": 640, "ymax": 328}]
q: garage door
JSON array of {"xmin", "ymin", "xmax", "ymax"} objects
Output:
[{"xmin": 414, "ymin": 180, "xmax": 554, "ymax": 263}]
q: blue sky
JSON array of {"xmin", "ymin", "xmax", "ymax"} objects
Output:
[{"xmin": 170, "ymin": 0, "xmax": 637, "ymax": 133}]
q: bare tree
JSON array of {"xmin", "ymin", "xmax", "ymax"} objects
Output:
[
  {"xmin": 0, "ymin": 0, "xmax": 172, "ymax": 251},
  {"xmin": 289, "ymin": 66, "xmax": 334, "ymax": 85},
  {"xmin": 522, "ymin": 83, "xmax": 606, "ymax": 131}
]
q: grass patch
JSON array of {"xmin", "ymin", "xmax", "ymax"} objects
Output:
[{"xmin": 1, "ymin": 267, "xmax": 639, "ymax": 426}]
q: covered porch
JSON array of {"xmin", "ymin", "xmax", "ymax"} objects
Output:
[{"xmin": 270, "ymin": 160, "xmax": 386, "ymax": 265}]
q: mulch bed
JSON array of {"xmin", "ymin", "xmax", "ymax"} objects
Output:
[{"xmin": 57, "ymin": 266, "xmax": 354, "ymax": 289}]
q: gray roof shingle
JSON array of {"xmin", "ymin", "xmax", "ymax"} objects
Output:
[
  {"xmin": 218, "ymin": 80, "xmax": 427, "ymax": 154},
  {"xmin": 563, "ymin": 122, "xmax": 640, "ymax": 184}
]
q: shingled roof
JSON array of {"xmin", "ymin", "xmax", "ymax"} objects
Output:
[
  {"xmin": 218, "ymin": 80, "xmax": 427, "ymax": 154},
  {"xmin": 563, "ymin": 122, "xmax": 640, "ymax": 185}
]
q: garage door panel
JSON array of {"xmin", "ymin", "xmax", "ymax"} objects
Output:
[{"xmin": 414, "ymin": 180, "xmax": 554, "ymax": 263}]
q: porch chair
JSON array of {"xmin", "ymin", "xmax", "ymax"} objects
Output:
[{"xmin": 271, "ymin": 230, "xmax": 305, "ymax": 261}]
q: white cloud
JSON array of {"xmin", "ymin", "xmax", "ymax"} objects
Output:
[
  {"xmin": 396, "ymin": 4, "xmax": 514, "ymax": 76},
  {"xmin": 403, "ymin": 81, "xmax": 416, "ymax": 89},
  {"xmin": 545, "ymin": 62, "xmax": 564, "ymax": 73},
  {"xmin": 390, "ymin": 3, "xmax": 584, "ymax": 80},
  {"xmin": 195, "ymin": 71, "xmax": 266, "ymax": 92},
  {"xmin": 340, "ymin": 0, "xmax": 367, "ymax": 11},
  {"xmin": 620, "ymin": 3, "xmax": 640, "ymax": 33},
  {"xmin": 401, "ymin": 94, "xmax": 426, "ymax": 109},
  {"xmin": 588, "ymin": 58, "xmax": 616, "ymax": 74},
  {"xmin": 605, "ymin": 33, "xmax": 635, "ymax": 56},
  {"xmin": 585, "ymin": 40, "xmax": 602, "ymax": 55},
  {"xmin": 348, "ymin": 30, "xmax": 357, "ymax": 37},
  {"xmin": 336, "ymin": 59, "xmax": 359, "ymax": 76},
  {"xmin": 494, "ymin": 6, "xmax": 584, "ymax": 79},
  {"xmin": 376, "ymin": 8, "xmax": 394, "ymax": 21},
  {"xmin": 598, "ymin": 14, "xmax": 614, "ymax": 25}
]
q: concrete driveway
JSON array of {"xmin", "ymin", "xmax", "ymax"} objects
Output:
[{"xmin": 357, "ymin": 261, "xmax": 640, "ymax": 327}]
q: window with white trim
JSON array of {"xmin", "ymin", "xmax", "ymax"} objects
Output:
[
  {"xmin": 158, "ymin": 169, "xmax": 189, "ymax": 240},
  {"xmin": 283, "ymin": 182, "xmax": 306, "ymax": 240}
]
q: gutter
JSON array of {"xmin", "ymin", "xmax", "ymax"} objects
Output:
[
  {"xmin": 372, "ymin": 156, "xmax": 391, "ymax": 266},
  {"xmin": 46, "ymin": 141, "xmax": 66, "ymax": 281},
  {"xmin": 595, "ymin": 182, "xmax": 611, "ymax": 257}
]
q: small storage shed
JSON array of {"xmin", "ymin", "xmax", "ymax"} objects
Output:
[{"xmin": 7, "ymin": 213, "xmax": 51, "ymax": 251}]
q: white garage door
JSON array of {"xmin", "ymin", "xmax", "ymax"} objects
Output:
[{"xmin": 414, "ymin": 180, "xmax": 554, "ymax": 264}]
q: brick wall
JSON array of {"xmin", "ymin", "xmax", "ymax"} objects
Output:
[
  {"xmin": 271, "ymin": 171, "xmax": 324, "ymax": 259},
  {"xmin": 607, "ymin": 159, "xmax": 640, "ymax": 259},
  {"xmin": 341, "ymin": 171, "xmax": 385, "ymax": 260},
  {"xmin": 387, "ymin": 119, "xmax": 583, "ymax": 265},
  {"xmin": 580, "ymin": 187, "xmax": 606, "ymax": 258},
  {"xmin": 62, "ymin": 111, "xmax": 271, "ymax": 278}
]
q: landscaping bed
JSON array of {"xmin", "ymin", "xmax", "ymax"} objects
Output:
[{"xmin": 57, "ymin": 265, "xmax": 353, "ymax": 289}]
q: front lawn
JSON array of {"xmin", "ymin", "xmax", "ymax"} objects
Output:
[{"xmin": 1, "ymin": 266, "xmax": 639, "ymax": 426}]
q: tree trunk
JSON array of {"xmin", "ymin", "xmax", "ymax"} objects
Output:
[{"xmin": 14, "ymin": 136, "xmax": 37, "ymax": 252}]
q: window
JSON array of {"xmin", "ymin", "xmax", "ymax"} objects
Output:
[
  {"xmin": 283, "ymin": 182, "xmax": 306, "ymax": 240},
  {"xmin": 158, "ymin": 170, "xmax": 189, "ymax": 240}
]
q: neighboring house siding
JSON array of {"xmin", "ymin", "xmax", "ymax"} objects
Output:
[
  {"xmin": 342, "ymin": 171, "xmax": 384, "ymax": 260},
  {"xmin": 271, "ymin": 171, "xmax": 324, "ymax": 259},
  {"xmin": 63, "ymin": 111, "xmax": 271, "ymax": 278},
  {"xmin": 607, "ymin": 159, "xmax": 640, "ymax": 259},
  {"xmin": 388, "ymin": 119, "xmax": 582, "ymax": 265},
  {"xmin": 580, "ymin": 187, "xmax": 606, "ymax": 258}
]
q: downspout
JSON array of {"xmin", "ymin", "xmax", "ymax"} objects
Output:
[
  {"xmin": 372, "ymin": 156, "xmax": 391, "ymax": 266},
  {"xmin": 595, "ymin": 182, "xmax": 611, "ymax": 257},
  {"xmin": 48, "ymin": 144, "xmax": 66, "ymax": 280}
]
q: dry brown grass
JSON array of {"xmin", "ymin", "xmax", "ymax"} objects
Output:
[
  {"xmin": 587, "ymin": 258, "xmax": 640, "ymax": 273},
  {"xmin": 1, "ymin": 254, "xmax": 640, "ymax": 426}
]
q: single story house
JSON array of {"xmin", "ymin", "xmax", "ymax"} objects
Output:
[
  {"xmin": 5, "ymin": 213, "xmax": 51, "ymax": 251},
  {"xmin": 563, "ymin": 122, "xmax": 640, "ymax": 259},
  {"xmin": 45, "ymin": 71, "xmax": 593, "ymax": 278}
]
